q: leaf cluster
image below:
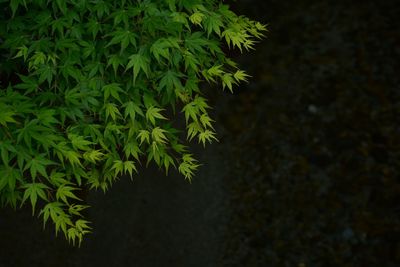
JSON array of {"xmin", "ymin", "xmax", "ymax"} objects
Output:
[{"xmin": 0, "ymin": 0, "xmax": 266, "ymax": 244}]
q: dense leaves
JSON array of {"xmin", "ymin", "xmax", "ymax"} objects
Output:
[{"xmin": 0, "ymin": 0, "xmax": 266, "ymax": 243}]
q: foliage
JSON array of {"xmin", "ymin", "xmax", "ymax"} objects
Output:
[{"xmin": 0, "ymin": 0, "xmax": 266, "ymax": 244}]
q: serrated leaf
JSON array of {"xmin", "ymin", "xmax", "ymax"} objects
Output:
[
  {"xmin": 107, "ymin": 54, "xmax": 123, "ymax": 75},
  {"xmin": 83, "ymin": 150, "xmax": 104, "ymax": 163},
  {"xmin": 199, "ymin": 114, "xmax": 215, "ymax": 129},
  {"xmin": 49, "ymin": 171, "xmax": 70, "ymax": 186},
  {"xmin": 69, "ymin": 204, "xmax": 89, "ymax": 217},
  {"xmin": 182, "ymin": 102, "xmax": 198, "ymax": 123},
  {"xmin": 102, "ymin": 83, "xmax": 124, "ymax": 103},
  {"xmin": 203, "ymin": 13, "xmax": 223, "ymax": 36},
  {"xmin": 124, "ymin": 141, "xmax": 141, "ymax": 160},
  {"xmin": 14, "ymin": 45, "xmax": 28, "ymax": 61},
  {"xmin": 233, "ymin": 70, "xmax": 251, "ymax": 82},
  {"xmin": 163, "ymin": 154, "xmax": 176, "ymax": 174},
  {"xmin": 198, "ymin": 129, "xmax": 218, "ymax": 147},
  {"xmin": 150, "ymin": 38, "xmax": 180, "ymax": 63},
  {"xmin": 55, "ymin": 211, "xmax": 73, "ymax": 236},
  {"xmin": 106, "ymin": 30, "xmax": 137, "ymax": 52},
  {"xmin": 126, "ymin": 53, "xmax": 150, "ymax": 83},
  {"xmin": 68, "ymin": 134, "xmax": 93, "ymax": 151},
  {"xmin": 189, "ymin": 12, "xmax": 205, "ymax": 25},
  {"xmin": 24, "ymin": 155, "xmax": 55, "ymax": 180},
  {"xmin": 137, "ymin": 130, "xmax": 150, "ymax": 145},
  {"xmin": 222, "ymin": 73, "xmax": 236, "ymax": 92},
  {"xmin": 123, "ymin": 161, "xmax": 137, "ymax": 178},
  {"xmin": 183, "ymin": 51, "xmax": 200, "ymax": 72},
  {"xmin": 187, "ymin": 121, "xmax": 201, "ymax": 141},
  {"xmin": 56, "ymin": 185, "xmax": 81, "ymax": 204},
  {"xmin": 111, "ymin": 160, "xmax": 124, "ymax": 176},
  {"xmin": 146, "ymin": 107, "xmax": 167, "ymax": 125},
  {"xmin": 39, "ymin": 202, "xmax": 64, "ymax": 229},
  {"xmin": 64, "ymin": 150, "xmax": 83, "ymax": 168},
  {"xmin": 104, "ymin": 103, "xmax": 121, "ymax": 121},
  {"xmin": 21, "ymin": 183, "xmax": 49, "ymax": 215},
  {"xmin": 0, "ymin": 111, "xmax": 17, "ymax": 126},
  {"xmin": 123, "ymin": 101, "xmax": 143, "ymax": 121},
  {"xmin": 151, "ymin": 127, "xmax": 168, "ymax": 144},
  {"xmin": 158, "ymin": 70, "xmax": 183, "ymax": 93},
  {"xmin": 178, "ymin": 154, "xmax": 199, "ymax": 182},
  {"xmin": 75, "ymin": 219, "xmax": 92, "ymax": 231}
]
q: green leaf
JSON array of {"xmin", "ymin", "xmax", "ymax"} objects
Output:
[
  {"xmin": 0, "ymin": 111, "xmax": 17, "ymax": 126},
  {"xmin": 163, "ymin": 154, "xmax": 176, "ymax": 175},
  {"xmin": 171, "ymin": 12, "xmax": 189, "ymax": 30},
  {"xmin": 17, "ymin": 120, "xmax": 51, "ymax": 147},
  {"xmin": 49, "ymin": 171, "xmax": 70, "ymax": 186},
  {"xmin": 64, "ymin": 150, "xmax": 83, "ymax": 168},
  {"xmin": 83, "ymin": 150, "xmax": 104, "ymax": 163},
  {"xmin": 222, "ymin": 73, "xmax": 237, "ymax": 92},
  {"xmin": 107, "ymin": 54, "xmax": 123, "ymax": 75},
  {"xmin": 86, "ymin": 19, "xmax": 102, "ymax": 39},
  {"xmin": 69, "ymin": 219, "xmax": 91, "ymax": 246},
  {"xmin": 21, "ymin": 183, "xmax": 50, "ymax": 215},
  {"xmin": 199, "ymin": 114, "xmax": 215, "ymax": 129},
  {"xmin": 68, "ymin": 204, "xmax": 89, "ymax": 217},
  {"xmin": 189, "ymin": 12, "xmax": 205, "ymax": 25},
  {"xmin": 182, "ymin": 102, "xmax": 198, "ymax": 123},
  {"xmin": 198, "ymin": 129, "xmax": 218, "ymax": 147},
  {"xmin": 75, "ymin": 219, "xmax": 92, "ymax": 232},
  {"xmin": 146, "ymin": 106, "xmax": 167, "ymax": 125},
  {"xmin": 56, "ymin": 0, "xmax": 68, "ymax": 14},
  {"xmin": 183, "ymin": 51, "xmax": 200, "ymax": 72},
  {"xmin": 137, "ymin": 130, "xmax": 150, "ymax": 145},
  {"xmin": 112, "ymin": 10, "xmax": 129, "ymax": 26},
  {"xmin": 233, "ymin": 70, "xmax": 251, "ymax": 82},
  {"xmin": 203, "ymin": 13, "xmax": 223, "ymax": 36},
  {"xmin": 158, "ymin": 70, "xmax": 183, "ymax": 93},
  {"xmin": 124, "ymin": 141, "xmax": 141, "ymax": 160},
  {"xmin": 124, "ymin": 161, "xmax": 137, "ymax": 178},
  {"xmin": 152, "ymin": 127, "xmax": 168, "ymax": 144},
  {"xmin": 150, "ymin": 38, "xmax": 180, "ymax": 63},
  {"xmin": 102, "ymin": 83, "xmax": 124, "ymax": 103},
  {"xmin": 24, "ymin": 155, "xmax": 55, "ymax": 180},
  {"xmin": 36, "ymin": 109, "xmax": 58, "ymax": 126},
  {"xmin": 68, "ymin": 134, "xmax": 93, "ymax": 151},
  {"xmin": 182, "ymin": 96, "xmax": 209, "ymax": 123},
  {"xmin": 185, "ymin": 32, "xmax": 209, "ymax": 53},
  {"xmin": 104, "ymin": 103, "xmax": 121, "ymax": 121},
  {"xmin": 56, "ymin": 185, "xmax": 81, "ymax": 204},
  {"xmin": 111, "ymin": 160, "xmax": 124, "ymax": 176},
  {"xmin": 126, "ymin": 53, "xmax": 150, "ymax": 83},
  {"xmin": 204, "ymin": 64, "xmax": 224, "ymax": 82},
  {"xmin": 10, "ymin": 0, "xmax": 22, "ymax": 16},
  {"xmin": 106, "ymin": 30, "xmax": 137, "ymax": 52},
  {"xmin": 0, "ymin": 166, "xmax": 22, "ymax": 192},
  {"xmin": 166, "ymin": 0, "xmax": 176, "ymax": 11},
  {"xmin": 187, "ymin": 121, "xmax": 204, "ymax": 141},
  {"xmin": 55, "ymin": 211, "xmax": 73, "ymax": 236},
  {"xmin": 123, "ymin": 101, "xmax": 143, "ymax": 121},
  {"xmin": 178, "ymin": 154, "xmax": 200, "ymax": 182},
  {"xmin": 13, "ymin": 45, "xmax": 28, "ymax": 61},
  {"xmin": 39, "ymin": 202, "xmax": 65, "ymax": 228}
]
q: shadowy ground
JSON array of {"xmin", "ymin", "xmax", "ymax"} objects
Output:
[{"xmin": 1, "ymin": 0, "xmax": 400, "ymax": 266}]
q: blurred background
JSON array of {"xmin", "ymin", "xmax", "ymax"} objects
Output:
[{"xmin": 1, "ymin": 0, "xmax": 400, "ymax": 266}]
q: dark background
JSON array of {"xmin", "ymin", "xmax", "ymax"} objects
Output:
[{"xmin": 1, "ymin": 0, "xmax": 400, "ymax": 266}]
